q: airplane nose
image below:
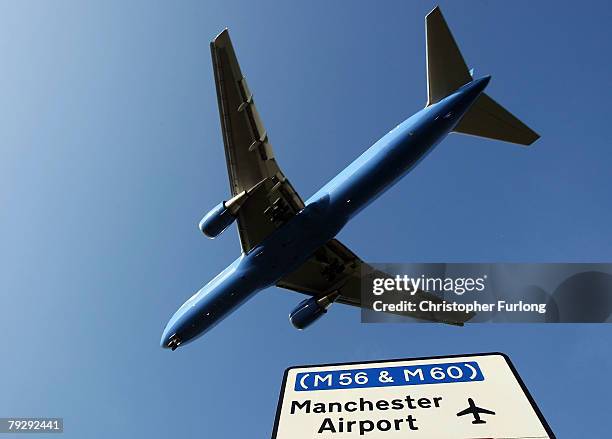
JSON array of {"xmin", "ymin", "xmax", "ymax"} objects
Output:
[
  {"xmin": 160, "ymin": 329, "xmax": 170, "ymax": 349},
  {"xmin": 160, "ymin": 332, "xmax": 169, "ymax": 349}
]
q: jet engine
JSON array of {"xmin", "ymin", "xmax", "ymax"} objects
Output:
[
  {"xmin": 199, "ymin": 181, "xmax": 267, "ymax": 238},
  {"xmin": 289, "ymin": 292, "xmax": 339, "ymax": 330},
  {"xmin": 199, "ymin": 202, "xmax": 236, "ymax": 238}
]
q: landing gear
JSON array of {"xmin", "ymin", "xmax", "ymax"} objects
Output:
[
  {"xmin": 314, "ymin": 247, "xmax": 347, "ymax": 282},
  {"xmin": 167, "ymin": 334, "xmax": 182, "ymax": 351},
  {"xmin": 264, "ymin": 197, "xmax": 291, "ymax": 224},
  {"xmin": 321, "ymin": 258, "xmax": 345, "ymax": 282}
]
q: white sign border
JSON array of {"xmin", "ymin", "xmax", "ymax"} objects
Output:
[{"xmin": 271, "ymin": 352, "xmax": 555, "ymax": 438}]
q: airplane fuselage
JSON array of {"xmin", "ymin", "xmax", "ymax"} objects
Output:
[{"xmin": 161, "ymin": 76, "xmax": 490, "ymax": 348}]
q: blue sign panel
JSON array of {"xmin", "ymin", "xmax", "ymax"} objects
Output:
[{"xmin": 294, "ymin": 361, "xmax": 483, "ymax": 392}]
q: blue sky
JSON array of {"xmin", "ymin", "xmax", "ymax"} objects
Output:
[{"xmin": 1, "ymin": 0, "xmax": 610, "ymax": 437}]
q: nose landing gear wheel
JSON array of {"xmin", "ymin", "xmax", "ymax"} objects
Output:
[{"xmin": 167, "ymin": 335, "xmax": 182, "ymax": 351}]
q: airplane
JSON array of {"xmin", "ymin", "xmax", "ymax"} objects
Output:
[
  {"xmin": 161, "ymin": 6, "xmax": 539, "ymax": 350},
  {"xmin": 456, "ymin": 398, "xmax": 496, "ymax": 424}
]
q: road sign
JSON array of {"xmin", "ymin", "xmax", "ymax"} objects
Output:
[{"xmin": 272, "ymin": 352, "xmax": 554, "ymax": 438}]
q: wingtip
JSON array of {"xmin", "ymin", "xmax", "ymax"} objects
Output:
[
  {"xmin": 519, "ymin": 126, "xmax": 541, "ymax": 147},
  {"xmin": 526, "ymin": 132, "xmax": 541, "ymax": 146},
  {"xmin": 426, "ymin": 5, "xmax": 442, "ymax": 18},
  {"xmin": 211, "ymin": 28, "xmax": 230, "ymax": 46}
]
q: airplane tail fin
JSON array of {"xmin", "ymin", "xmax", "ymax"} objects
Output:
[
  {"xmin": 425, "ymin": 6, "xmax": 539, "ymax": 146},
  {"xmin": 425, "ymin": 6, "xmax": 472, "ymax": 107}
]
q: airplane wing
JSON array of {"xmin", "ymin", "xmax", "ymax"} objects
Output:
[
  {"xmin": 476, "ymin": 407, "xmax": 496, "ymax": 415},
  {"xmin": 277, "ymin": 239, "xmax": 475, "ymax": 325},
  {"xmin": 210, "ymin": 30, "xmax": 304, "ymax": 253},
  {"xmin": 456, "ymin": 408, "xmax": 473, "ymax": 417}
]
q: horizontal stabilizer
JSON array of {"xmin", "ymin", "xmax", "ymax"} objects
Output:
[{"xmin": 454, "ymin": 93, "xmax": 540, "ymax": 146}]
